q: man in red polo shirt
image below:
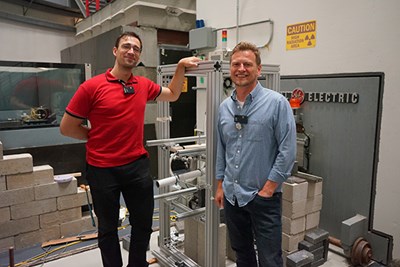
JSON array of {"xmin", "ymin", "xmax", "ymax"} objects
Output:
[{"xmin": 60, "ymin": 31, "xmax": 200, "ymax": 267}]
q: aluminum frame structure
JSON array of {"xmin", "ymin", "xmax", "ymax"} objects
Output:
[{"xmin": 153, "ymin": 60, "xmax": 280, "ymax": 267}]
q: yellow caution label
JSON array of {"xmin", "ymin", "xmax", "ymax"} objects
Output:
[
  {"xmin": 286, "ymin": 20, "xmax": 316, "ymax": 50},
  {"xmin": 182, "ymin": 77, "xmax": 188, "ymax": 93}
]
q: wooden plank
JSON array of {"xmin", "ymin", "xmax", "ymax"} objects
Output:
[{"xmin": 42, "ymin": 233, "xmax": 97, "ymax": 247}]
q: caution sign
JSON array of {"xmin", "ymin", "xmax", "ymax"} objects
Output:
[{"xmin": 286, "ymin": 20, "xmax": 316, "ymax": 50}]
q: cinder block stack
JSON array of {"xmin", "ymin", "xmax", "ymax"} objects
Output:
[
  {"xmin": 0, "ymin": 141, "xmax": 96, "ymax": 253},
  {"xmin": 281, "ymin": 172, "xmax": 324, "ymax": 263}
]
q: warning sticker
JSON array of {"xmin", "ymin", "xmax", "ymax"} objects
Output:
[{"xmin": 286, "ymin": 20, "xmax": 316, "ymax": 50}]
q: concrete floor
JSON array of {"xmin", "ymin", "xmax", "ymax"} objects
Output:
[{"xmin": 33, "ymin": 231, "xmax": 351, "ymax": 267}]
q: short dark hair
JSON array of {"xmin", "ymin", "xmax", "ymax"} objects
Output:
[
  {"xmin": 230, "ymin": 41, "xmax": 261, "ymax": 65},
  {"xmin": 115, "ymin": 32, "xmax": 142, "ymax": 51}
]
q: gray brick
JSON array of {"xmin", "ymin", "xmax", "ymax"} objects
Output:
[
  {"xmin": 57, "ymin": 187, "xmax": 91, "ymax": 210},
  {"xmin": 14, "ymin": 225, "xmax": 60, "ymax": 249},
  {"xmin": 0, "ymin": 187, "xmax": 34, "ymax": 208},
  {"xmin": 304, "ymin": 228, "xmax": 329, "ymax": 244},
  {"xmin": 282, "ymin": 199, "xmax": 307, "ymax": 219},
  {"xmin": 0, "ymin": 154, "xmax": 33, "ymax": 175},
  {"xmin": 306, "ymin": 194, "xmax": 323, "ymax": 214},
  {"xmin": 6, "ymin": 172, "xmax": 34, "ymax": 190},
  {"xmin": 0, "ymin": 216, "xmax": 39, "ymax": 239},
  {"xmin": 286, "ymin": 250, "xmax": 314, "ymax": 267},
  {"xmin": 40, "ymin": 207, "xmax": 82, "ymax": 229},
  {"xmin": 282, "ymin": 215, "xmax": 306, "ymax": 235},
  {"xmin": 34, "ymin": 178, "xmax": 77, "ymax": 200},
  {"xmin": 0, "ymin": 207, "xmax": 10, "ymax": 223},
  {"xmin": 11, "ymin": 198, "xmax": 57, "ymax": 220}
]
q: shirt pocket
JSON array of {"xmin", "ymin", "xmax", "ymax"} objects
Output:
[{"xmin": 245, "ymin": 120, "xmax": 264, "ymax": 141}]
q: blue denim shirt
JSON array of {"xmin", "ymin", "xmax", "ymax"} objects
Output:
[{"xmin": 216, "ymin": 82, "xmax": 296, "ymax": 207}]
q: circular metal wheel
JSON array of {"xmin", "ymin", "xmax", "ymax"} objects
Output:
[{"xmin": 351, "ymin": 237, "xmax": 372, "ymax": 266}]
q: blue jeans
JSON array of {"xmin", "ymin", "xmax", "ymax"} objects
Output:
[
  {"xmin": 86, "ymin": 156, "xmax": 154, "ymax": 267},
  {"xmin": 224, "ymin": 193, "xmax": 283, "ymax": 267}
]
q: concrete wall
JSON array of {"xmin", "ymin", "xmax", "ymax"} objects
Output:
[
  {"xmin": 0, "ymin": 19, "xmax": 76, "ymax": 63},
  {"xmin": 197, "ymin": 0, "xmax": 400, "ymax": 258}
]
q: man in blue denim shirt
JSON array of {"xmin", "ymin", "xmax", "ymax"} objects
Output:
[{"xmin": 214, "ymin": 42, "xmax": 296, "ymax": 267}]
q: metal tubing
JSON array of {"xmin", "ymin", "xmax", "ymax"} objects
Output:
[
  {"xmin": 146, "ymin": 135, "xmax": 206, "ymax": 147},
  {"xmin": 176, "ymin": 207, "xmax": 206, "ymax": 221},
  {"xmin": 154, "ymin": 187, "xmax": 198, "ymax": 200},
  {"xmin": 156, "ymin": 169, "xmax": 204, "ymax": 188},
  {"xmin": 9, "ymin": 247, "xmax": 14, "ymax": 267},
  {"xmin": 156, "ymin": 176, "xmax": 177, "ymax": 188}
]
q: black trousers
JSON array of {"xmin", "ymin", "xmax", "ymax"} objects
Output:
[{"xmin": 86, "ymin": 156, "xmax": 154, "ymax": 267}]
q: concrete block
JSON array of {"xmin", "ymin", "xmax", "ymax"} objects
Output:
[
  {"xmin": 34, "ymin": 178, "xmax": 77, "ymax": 200},
  {"xmin": 0, "ymin": 207, "xmax": 10, "ymax": 223},
  {"xmin": 282, "ymin": 232, "xmax": 305, "ymax": 252},
  {"xmin": 0, "ymin": 154, "xmax": 33, "ymax": 175},
  {"xmin": 40, "ymin": 207, "xmax": 82, "ymax": 229},
  {"xmin": 0, "ymin": 187, "xmax": 34, "ymax": 208},
  {"xmin": 0, "ymin": 216, "xmax": 39, "ymax": 239},
  {"xmin": 298, "ymin": 239, "xmax": 321, "ymax": 252},
  {"xmin": 306, "ymin": 194, "xmax": 323, "ymax": 214},
  {"xmin": 282, "ymin": 199, "xmax": 307, "ymax": 219},
  {"xmin": 286, "ymin": 249, "xmax": 314, "ymax": 267},
  {"xmin": 0, "ymin": 236, "xmax": 14, "ymax": 254},
  {"xmin": 306, "ymin": 211, "xmax": 320, "ymax": 230},
  {"xmin": 184, "ymin": 218, "xmax": 226, "ymax": 267},
  {"xmin": 11, "ymin": 198, "xmax": 57, "ymax": 220},
  {"xmin": 60, "ymin": 215, "xmax": 97, "ymax": 237},
  {"xmin": 307, "ymin": 181, "xmax": 323, "ymax": 198},
  {"xmin": 0, "ymin": 175, "xmax": 6, "ymax": 191},
  {"xmin": 6, "ymin": 172, "xmax": 35, "ymax": 190},
  {"xmin": 14, "ymin": 225, "xmax": 60, "ymax": 249},
  {"xmin": 283, "ymin": 179, "xmax": 308, "ymax": 202},
  {"xmin": 341, "ymin": 214, "xmax": 367, "ymax": 247},
  {"xmin": 57, "ymin": 187, "xmax": 91, "ymax": 210},
  {"xmin": 33, "ymin": 165, "xmax": 54, "ymax": 185},
  {"xmin": 282, "ymin": 215, "xmax": 306, "ymax": 235},
  {"xmin": 184, "ymin": 218, "xmax": 199, "ymax": 261},
  {"xmin": 304, "ymin": 228, "xmax": 329, "ymax": 245}
]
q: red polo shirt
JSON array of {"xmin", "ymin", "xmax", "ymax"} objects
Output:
[{"xmin": 66, "ymin": 69, "xmax": 161, "ymax": 167}]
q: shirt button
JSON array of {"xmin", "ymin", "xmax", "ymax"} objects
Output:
[
  {"xmin": 237, "ymin": 150, "xmax": 240, "ymax": 153},
  {"xmin": 239, "ymin": 135, "xmax": 242, "ymax": 138},
  {"xmin": 235, "ymin": 165, "xmax": 238, "ymax": 168},
  {"xmin": 235, "ymin": 180, "xmax": 238, "ymax": 183}
]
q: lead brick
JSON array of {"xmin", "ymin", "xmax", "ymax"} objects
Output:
[
  {"xmin": 0, "ymin": 154, "xmax": 33, "ymax": 176},
  {"xmin": 34, "ymin": 178, "xmax": 77, "ymax": 200},
  {"xmin": 283, "ymin": 179, "xmax": 308, "ymax": 202},
  {"xmin": 0, "ymin": 216, "xmax": 39, "ymax": 239},
  {"xmin": 286, "ymin": 249, "xmax": 314, "ymax": 267},
  {"xmin": 0, "ymin": 187, "xmax": 34, "ymax": 208},
  {"xmin": 10, "ymin": 198, "xmax": 57, "ymax": 220},
  {"xmin": 304, "ymin": 228, "xmax": 329, "ymax": 244}
]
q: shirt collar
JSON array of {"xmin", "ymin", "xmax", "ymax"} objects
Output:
[
  {"xmin": 105, "ymin": 68, "xmax": 138, "ymax": 84},
  {"xmin": 230, "ymin": 82, "xmax": 262, "ymax": 103}
]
